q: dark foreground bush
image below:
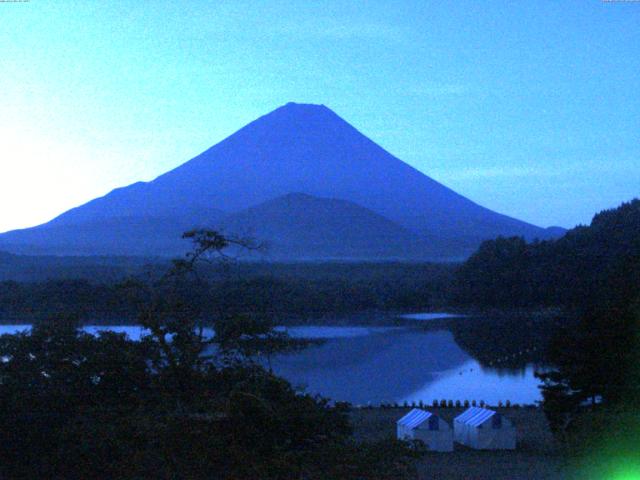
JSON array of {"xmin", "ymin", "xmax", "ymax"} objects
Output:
[{"xmin": 0, "ymin": 318, "xmax": 420, "ymax": 479}]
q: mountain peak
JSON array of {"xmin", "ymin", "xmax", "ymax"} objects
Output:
[
  {"xmin": 265, "ymin": 102, "xmax": 338, "ymax": 124},
  {"xmin": 282, "ymin": 101, "xmax": 328, "ymax": 110}
]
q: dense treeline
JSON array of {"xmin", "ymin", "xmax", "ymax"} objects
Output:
[
  {"xmin": 0, "ymin": 279, "xmax": 132, "ymax": 321},
  {"xmin": 0, "ymin": 251, "xmax": 157, "ymax": 283},
  {"xmin": 453, "ymin": 199, "xmax": 640, "ymax": 310},
  {"xmin": 448, "ymin": 311, "xmax": 562, "ymax": 369},
  {"xmin": 0, "ymin": 263, "xmax": 454, "ymax": 322}
]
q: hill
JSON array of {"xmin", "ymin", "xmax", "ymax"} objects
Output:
[
  {"xmin": 452, "ymin": 198, "xmax": 640, "ymax": 308},
  {"xmin": 219, "ymin": 192, "xmax": 464, "ymax": 260}
]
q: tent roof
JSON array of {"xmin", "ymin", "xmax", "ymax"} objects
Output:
[
  {"xmin": 454, "ymin": 407, "xmax": 497, "ymax": 427},
  {"xmin": 397, "ymin": 409, "xmax": 433, "ymax": 429}
]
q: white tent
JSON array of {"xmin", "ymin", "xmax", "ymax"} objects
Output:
[
  {"xmin": 396, "ymin": 409, "xmax": 453, "ymax": 452},
  {"xmin": 453, "ymin": 407, "xmax": 516, "ymax": 450}
]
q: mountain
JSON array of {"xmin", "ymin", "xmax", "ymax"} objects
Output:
[
  {"xmin": 0, "ymin": 102, "xmax": 564, "ymax": 259},
  {"xmin": 219, "ymin": 192, "xmax": 458, "ymax": 260}
]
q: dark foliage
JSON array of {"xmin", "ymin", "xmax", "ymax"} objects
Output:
[
  {"xmin": 0, "ymin": 262, "xmax": 454, "ymax": 322},
  {"xmin": 0, "ymin": 231, "xmax": 420, "ymax": 479},
  {"xmin": 448, "ymin": 312, "xmax": 562, "ymax": 369},
  {"xmin": 536, "ymin": 301, "xmax": 640, "ymax": 437},
  {"xmin": 454, "ymin": 199, "xmax": 640, "ymax": 443},
  {"xmin": 453, "ymin": 199, "xmax": 640, "ymax": 310}
]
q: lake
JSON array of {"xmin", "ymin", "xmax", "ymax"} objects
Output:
[
  {"xmin": 269, "ymin": 325, "xmax": 542, "ymax": 406},
  {"xmin": 0, "ymin": 314, "xmax": 544, "ymax": 406}
]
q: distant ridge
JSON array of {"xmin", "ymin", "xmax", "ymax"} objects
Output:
[{"xmin": 0, "ymin": 102, "xmax": 564, "ymax": 260}]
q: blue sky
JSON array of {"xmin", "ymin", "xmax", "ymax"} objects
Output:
[{"xmin": 1, "ymin": 0, "xmax": 638, "ymax": 233}]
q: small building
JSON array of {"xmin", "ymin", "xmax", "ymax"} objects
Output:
[
  {"xmin": 396, "ymin": 408, "xmax": 453, "ymax": 452},
  {"xmin": 453, "ymin": 407, "xmax": 516, "ymax": 450}
]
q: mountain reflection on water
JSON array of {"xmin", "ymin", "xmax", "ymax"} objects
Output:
[
  {"xmin": 269, "ymin": 326, "xmax": 543, "ymax": 406},
  {"xmin": 0, "ymin": 318, "xmax": 544, "ymax": 406}
]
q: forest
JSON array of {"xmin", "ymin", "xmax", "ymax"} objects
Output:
[
  {"xmin": 453, "ymin": 199, "xmax": 640, "ymax": 310},
  {"xmin": 0, "ymin": 262, "xmax": 454, "ymax": 322},
  {"xmin": 454, "ymin": 199, "xmax": 640, "ymax": 459}
]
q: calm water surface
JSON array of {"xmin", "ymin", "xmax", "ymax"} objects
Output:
[
  {"xmin": 0, "ymin": 314, "xmax": 542, "ymax": 406},
  {"xmin": 269, "ymin": 325, "xmax": 542, "ymax": 406}
]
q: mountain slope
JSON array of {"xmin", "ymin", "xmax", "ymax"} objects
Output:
[
  {"xmin": 0, "ymin": 102, "xmax": 563, "ymax": 259},
  {"xmin": 0, "ymin": 209, "xmax": 224, "ymax": 256}
]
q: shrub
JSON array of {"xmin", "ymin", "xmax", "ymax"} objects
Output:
[
  {"xmin": 455, "ymin": 400, "xmax": 461, "ymax": 408},
  {"xmin": 464, "ymin": 400, "xmax": 470, "ymax": 408}
]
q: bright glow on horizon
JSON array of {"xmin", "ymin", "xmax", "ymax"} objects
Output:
[{"xmin": 1, "ymin": 1, "xmax": 639, "ymax": 233}]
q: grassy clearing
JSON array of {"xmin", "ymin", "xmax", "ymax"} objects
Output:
[{"xmin": 351, "ymin": 407, "xmax": 571, "ymax": 480}]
